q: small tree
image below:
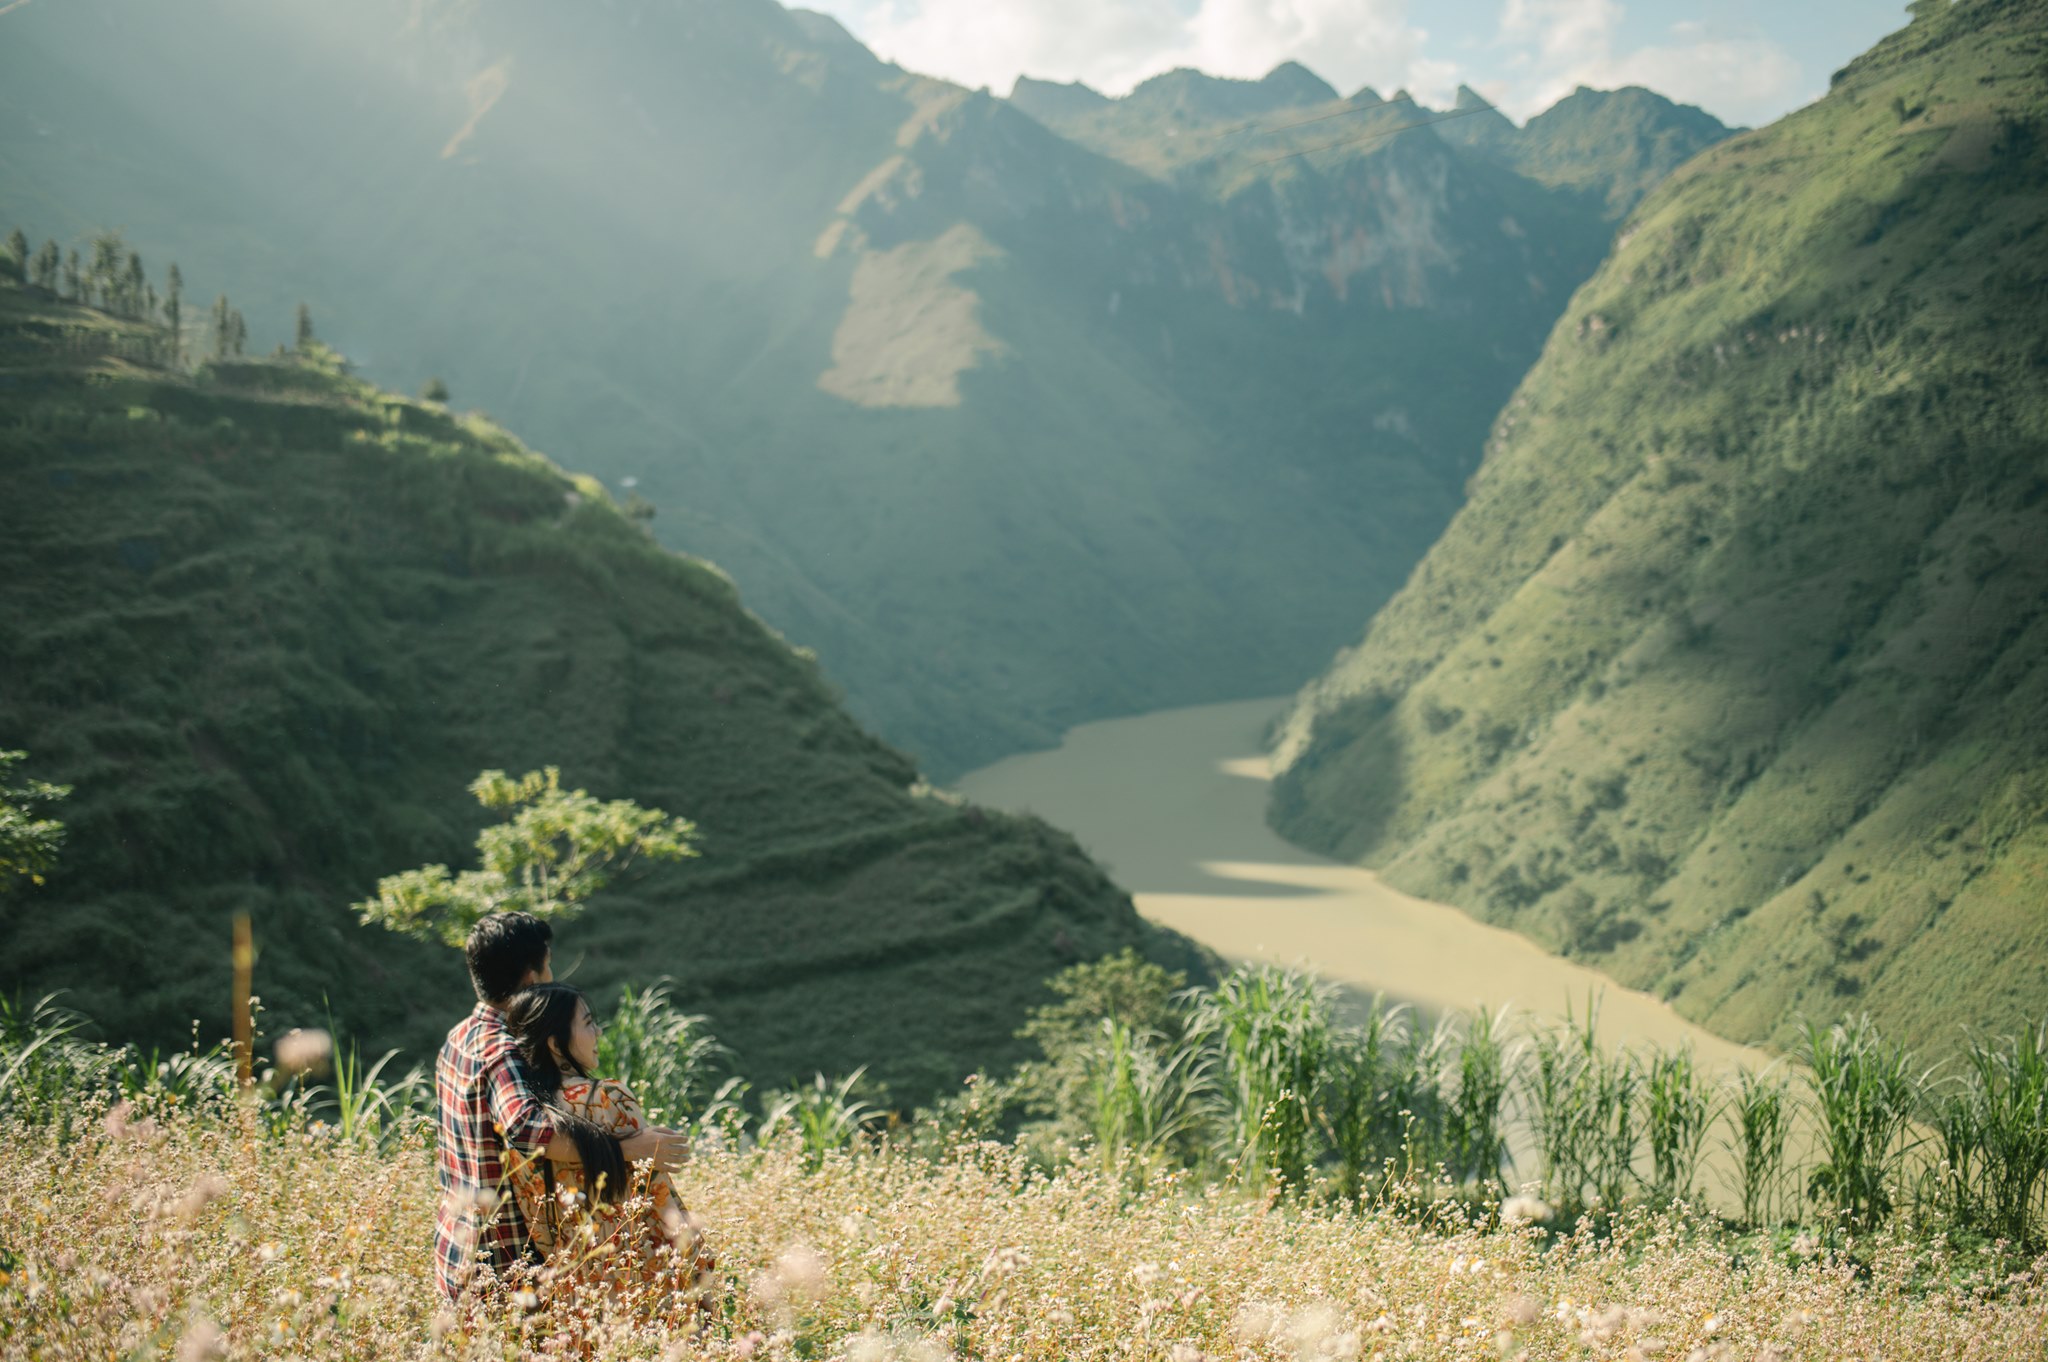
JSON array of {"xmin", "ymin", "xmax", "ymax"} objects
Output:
[
  {"xmin": 210, "ymin": 294, "xmax": 233, "ymax": 359},
  {"xmin": 295, "ymin": 301, "xmax": 315, "ymax": 350},
  {"xmin": 420, "ymin": 376, "xmax": 450, "ymax": 404},
  {"xmin": 355, "ymin": 767, "xmax": 697, "ymax": 947},
  {"xmin": 62, "ymin": 249, "xmax": 82, "ymax": 302},
  {"xmin": 0, "ymin": 751, "xmax": 70, "ymax": 889},
  {"xmin": 229, "ymin": 308, "xmax": 248, "ymax": 357},
  {"xmin": 88, "ymin": 231, "xmax": 124, "ymax": 311},
  {"xmin": 124, "ymin": 250, "xmax": 147, "ymax": 318},
  {"xmin": 32, "ymin": 241, "xmax": 60, "ymax": 292},
  {"xmin": 2, "ymin": 228, "xmax": 25, "ymax": 284},
  {"xmin": 164, "ymin": 264, "xmax": 183, "ymax": 365}
]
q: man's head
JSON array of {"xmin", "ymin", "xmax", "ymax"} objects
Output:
[{"xmin": 464, "ymin": 911, "xmax": 554, "ymax": 1006}]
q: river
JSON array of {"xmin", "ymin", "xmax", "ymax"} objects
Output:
[{"xmin": 956, "ymin": 696, "xmax": 1772, "ymax": 1077}]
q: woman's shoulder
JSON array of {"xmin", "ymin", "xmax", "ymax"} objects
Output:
[{"xmin": 567, "ymin": 1076, "xmax": 645, "ymax": 1123}]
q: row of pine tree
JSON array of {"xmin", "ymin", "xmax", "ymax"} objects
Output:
[
  {"xmin": 3, "ymin": 225, "xmax": 462, "ymax": 404},
  {"xmin": 0, "ymin": 224, "xmax": 282, "ymax": 366}
]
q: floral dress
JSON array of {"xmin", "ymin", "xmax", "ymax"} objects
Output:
[{"xmin": 508, "ymin": 1077, "xmax": 716, "ymax": 1317}]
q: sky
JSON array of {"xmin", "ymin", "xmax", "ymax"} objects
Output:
[{"xmin": 798, "ymin": 0, "xmax": 1913, "ymax": 129}]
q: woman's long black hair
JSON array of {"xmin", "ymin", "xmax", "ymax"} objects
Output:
[{"xmin": 504, "ymin": 983, "xmax": 630, "ymax": 1204}]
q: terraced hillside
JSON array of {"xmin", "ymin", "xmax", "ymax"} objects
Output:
[
  {"xmin": 1271, "ymin": 0, "xmax": 2048, "ymax": 1057},
  {"xmin": 0, "ymin": 283, "xmax": 1202, "ymax": 1102}
]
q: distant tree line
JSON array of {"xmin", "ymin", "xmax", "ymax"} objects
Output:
[
  {"xmin": 4, "ymin": 224, "xmax": 457, "ymax": 401},
  {"xmin": 0, "ymin": 223, "xmax": 338, "ymax": 371}
]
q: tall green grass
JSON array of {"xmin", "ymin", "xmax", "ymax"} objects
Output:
[
  {"xmin": 1725, "ymin": 1065, "xmax": 1792, "ymax": 1227},
  {"xmin": 1318, "ymin": 1000, "xmax": 1437, "ymax": 1198},
  {"xmin": 594, "ymin": 981, "xmax": 732, "ymax": 1127},
  {"xmin": 321, "ymin": 1044, "xmax": 429, "ymax": 1153},
  {"xmin": 1077, "ymin": 1018, "xmax": 1213, "ymax": 1173},
  {"xmin": 1645, "ymin": 1046, "xmax": 1716, "ymax": 1203},
  {"xmin": 1444, "ymin": 1005, "xmax": 1513, "ymax": 1188},
  {"xmin": 1186, "ymin": 966, "xmax": 1336, "ymax": 1190},
  {"xmin": 1525, "ymin": 997, "xmax": 1641, "ymax": 1215},
  {"xmin": 760, "ymin": 1070, "xmax": 883, "ymax": 1168},
  {"xmin": 8, "ymin": 959, "xmax": 2043, "ymax": 1248},
  {"xmin": 1802, "ymin": 1017, "xmax": 1922, "ymax": 1233},
  {"xmin": 1930, "ymin": 1023, "xmax": 2048, "ymax": 1244}
]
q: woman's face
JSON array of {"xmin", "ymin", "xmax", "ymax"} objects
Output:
[{"xmin": 556, "ymin": 998, "xmax": 601, "ymax": 1074}]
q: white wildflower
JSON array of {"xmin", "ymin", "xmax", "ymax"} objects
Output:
[
  {"xmin": 175, "ymin": 1314, "xmax": 225, "ymax": 1362},
  {"xmin": 1499, "ymin": 1193, "xmax": 1553, "ymax": 1226},
  {"xmin": 273, "ymin": 1028, "xmax": 333, "ymax": 1077}
]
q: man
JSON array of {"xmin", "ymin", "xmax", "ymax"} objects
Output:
[{"xmin": 434, "ymin": 911, "xmax": 686, "ymax": 1301}]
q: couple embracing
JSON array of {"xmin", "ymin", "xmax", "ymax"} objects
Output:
[{"xmin": 433, "ymin": 911, "xmax": 715, "ymax": 1318}]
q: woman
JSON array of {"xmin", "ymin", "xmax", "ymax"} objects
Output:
[{"xmin": 502, "ymin": 983, "xmax": 716, "ymax": 1318}]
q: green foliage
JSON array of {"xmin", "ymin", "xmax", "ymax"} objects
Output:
[
  {"xmin": 1929, "ymin": 1022, "xmax": 2048, "ymax": 1247},
  {"xmin": 760, "ymin": 1069, "xmax": 883, "ymax": 1168},
  {"xmin": 1186, "ymin": 966, "xmax": 1335, "ymax": 1190},
  {"xmin": 1644, "ymin": 1046, "xmax": 1717, "ymax": 1202},
  {"xmin": 0, "ymin": 750, "xmax": 69, "ymax": 889},
  {"xmin": 319, "ymin": 1043, "xmax": 430, "ymax": 1153},
  {"xmin": 10, "ymin": 974, "xmax": 2048, "ymax": 1245},
  {"xmin": 353, "ymin": 766, "xmax": 698, "ymax": 947},
  {"xmin": 0, "ymin": 995, "xmax": 121, "ymax": 1133},
  {"xmin": 1317, "ymin": 1002, "xmax": 1449, "ymax": 1197},
  {"xmin": 1010, "ymin": 948, "xmax": 1189, "ymax": 1134},
  {"xmin": 419, "ymin": 376, "xmax": 449, "ymax": 404},
  {"xmin": 593, "ymin": 980, "xmax": 731, "ymax": 1127},
  {"xmin": 1525, "ymin": 997, "xmax": 1642, "ymax": 1216},
  {"xmin": 1444, "ymin": 1005, "xmax": 1514, "ymax": 1187},
  {"xmin": 1724, "ymin": 1065, "xmax": 1792, "ymax": 1227},
  {"xmin": 1076, "ymin": 1018, "xmax": 1213, "ymax": 1174},
  {"xmin": 31, "ymin": 240, "xmax": 60, "ymax": 293},
  {"xmin": 1802, "ymin": 1016, "xmax": 1923, "ymax": 1233}
]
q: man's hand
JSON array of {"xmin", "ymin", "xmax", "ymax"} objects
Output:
[{"xmin": 622, "ymin": 1127, "xmax": 690, "ymax": 1172}]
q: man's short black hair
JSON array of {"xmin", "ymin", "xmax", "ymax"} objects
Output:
[{"xmin": 465, "ymin": 911, "xmax": 553, "ymax": 1004}]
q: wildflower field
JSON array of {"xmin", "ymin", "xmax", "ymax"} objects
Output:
[
  {"xmin": 5, "ymin": 1103, "xmax": 2045, "ymax": 1362},
  {"xmin": 3, "ymin": 963, "xmax": 2046, "ymax": 1362}
]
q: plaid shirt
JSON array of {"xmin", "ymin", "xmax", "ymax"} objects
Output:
[{"xmin": 434, "ymin": 1003, "xmax": 555, "ymax": 1301}]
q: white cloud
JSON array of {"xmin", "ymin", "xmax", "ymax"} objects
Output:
[
  {"xmin": 1492, "ymin": 1, "xmax": 1801, "ymax": 126},
  {"xmin": 1172, "ymin": 0, "xmax": 1445, "ymax": 101},
  {"xmin": 804, "ymin": 0, "xmax": 1807, "ymax": 128},
  {"xmin": 815, "ymin": 0, "xmax": 1458, "ymax": 105},
  {"xmin": 1598, "ymin": 36, "xmax": 1803, "ymax": 125},
  {"xmin": 833, "ymin": 0, "xmax": 1184, "ymax": 95}
]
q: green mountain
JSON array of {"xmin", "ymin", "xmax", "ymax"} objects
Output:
[
  {"xmin": 1434, "ymin": 84, "xmax": 1742, "ymax": 220},
  {"xmin": 0, "ymin": 282, "xmax": 1203, "ymax": 1103},
  {"xmin": 1271, "ymin": 0, "xmax": 2048, "ymax": 1057},
  {"xmin": 0, "ymin": 0, "xmax": 1726, "ymax": 777}
]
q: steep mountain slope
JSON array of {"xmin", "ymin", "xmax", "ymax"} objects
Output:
[
  {"xmin": 1271, "ymin": 0, "xmax": 2048, "ymax": 1056},
  {"xmin": 0, "ymin": 283, "xmax": 1203, "ymax": 1102},
  {"xmin": 0, "ymin": 0, "xmax": 1723, "ymax": 776}
]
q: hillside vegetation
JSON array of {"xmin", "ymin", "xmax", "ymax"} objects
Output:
[
  {"xmin": 0, "ymin": 282, "xmax": 1201, "ymax": 1102},
  {"xmin": 0, "ymin": 0, "xmax": 1724, "ymax": 775},
  {"xmin": 5, "ymin": 963, "xmax": 2043, "ymax": 1357},
  {"xmin": 1272, "ymin": 0, "xmax": 2048, "ymax": 1059}
]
